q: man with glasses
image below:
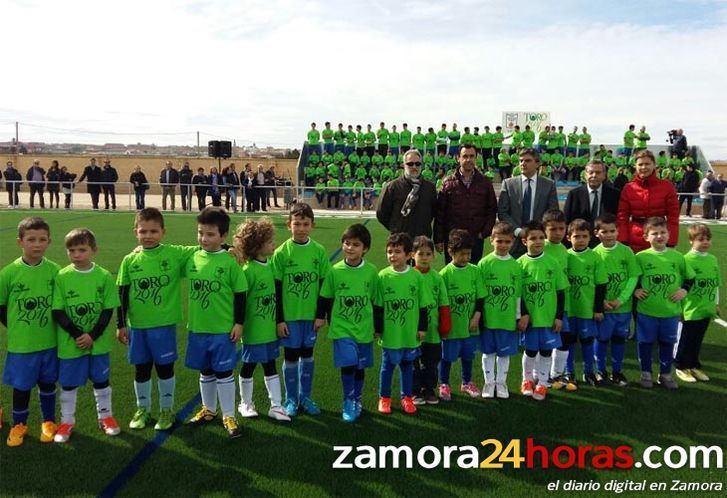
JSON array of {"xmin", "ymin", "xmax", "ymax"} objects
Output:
[
  {"xmin": 376, "ymin": 149, "xmax": 437, "ymax": 239},
  {"xmin": 434, "ymin": 144, "xmax": 497, "ymax": 264}
]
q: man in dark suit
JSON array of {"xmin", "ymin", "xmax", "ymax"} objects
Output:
[
  {"xmin": 563, "ymin": 159, "xmax": 620, "ymax": 247},
  {"xmin": 25, "ymin": 159, "xmax": 46, "ymax": 208},
  {"xmin": 497, "ymin": 148, "xmax": 560, "ymax": 257},
  {"xmin": 78, "ymin": 157, "xmax": 103, "ymax": 209},
  {"xmin": 159, "ymin": 161, "xmax": 179, "ymax": 211}
]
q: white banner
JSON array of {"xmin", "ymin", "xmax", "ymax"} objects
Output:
[{"xmin": 502, "ymin": 111, "xmax": 551, "ymax": 133}]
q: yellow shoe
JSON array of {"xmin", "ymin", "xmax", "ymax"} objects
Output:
[
  {"xmin": 40, "ymin": 421, "xmax": 58, "ymax": 443},
  {"xmin": 690, "ymin": 369, "xmax": 710, "ymax": 381},
  {"xmin": 7, "ymin": 423, "xmax": 28, "ymax": 447}
]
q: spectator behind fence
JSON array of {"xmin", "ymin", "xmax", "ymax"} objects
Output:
[
  {"xmin": 207, "ymin": 166, "xmax": 222, "ymax": 207},
  {"xmin": 79, "ymin": 157, "xmax": 103, "ymax": 209},
  {"xmin": 255, "ymin": 164, "xmax": 267, "ymax": 211},
  {"xmin": 678, "ymin": 163, "xmax": 699, "ymax": 217},
  {"xmin": 243, "ymin": 169, "xmax": 256, "ymax": 212},
  {"xmin": 5, "ymin": 160, "xmax": 21, "ymax": 208},
  {"xmin": 709, "ymin": 173, "xmax": 726, "ymax": 219},
  {"xmin": 265, "ymin": 165, "xmax": 279, "ymax": 208},
  {"xmin": 159, "ymin": 161, "xmax": 179, "ymax": 211},
  {"xmin": 192, "ymin": 167, "xmax": 208, "ymax": 211},
  {"xmin": 26, "ymin": 159, "xmax": 46, "ymax": 208},
  {"xmin": 60, "ymin": 166, "xmax": 77, "ymax": 209},
  {"xmin": 224, "ymin": 163, "xmax": 240, "ymax": 213},
  {"xmin": 101, "ymin": 159, "xmax": 118, "ymax": 210},
  {"xmin": 180, "ymin": 160, "xmax": 193, "ymax": 212},
  {"xmin": 699, "ymin": 171, "xmax": 714, "ymax": 220},
  {"xmin": 46, "ymin": 160, "xmax": 61, "ymax": 209},
  {"xmin": 130, "ymin": 165, "xmax": 149, "ymax": 210},
  {"xmin": 376, "ymin": 149, "xmax": 437, "ymax": 239}
]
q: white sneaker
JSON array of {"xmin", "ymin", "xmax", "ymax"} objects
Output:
[
  {"xmin": 481, "ymin": 383, "xmax": 496, "ymax": 399},
  {"xmin": 238, "ymin": 402, "xmax": 258, "ymax": 418},
  {"xmin": 495, "ymin": 382, "xmax": 510, "ymax": 399},
  {"xmin": 268, "ymin": 405, "xmax": 291, "ymax": 422}
]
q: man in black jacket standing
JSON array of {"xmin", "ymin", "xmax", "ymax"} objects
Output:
[
  {"xmin": 79, "ymin": 157, "xmax": 103, "ymax": 209},
  {"xmin": 26, "ymin": 159, "xmax": 46, "ymax": 208},
  {"xmin": 563, "ymin": 160, "xmax": 620, "ymax": 247},
  {"xmin": 101, "ymin": 159, "xmax": 119, "ymax": 210},
  {"xmin": 179, "ymin": 161, "xmax": 194, "ymax": 211},
  {"xmin": 377, "ymin": 150, "xmax": 437, "ymax": 240},
  {"xmin": 159, "ymin": 161, "xmax": 179, "ymax": 211},
  {"xmin": 5, "ymin": 160, "xmax": 22, "ymax": 208}
]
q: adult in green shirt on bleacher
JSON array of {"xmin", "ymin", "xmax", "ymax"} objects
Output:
[
  {"xmin": 481, "ymin": 125, "xmax": 494, "ymax": 163},
  {"xmin": 425, "ymin": 127, "xmax": 437, "ymax": 156},
  {"xmin": 413, "ymin": 126, "xmax": 426, "ymax": 155},
  {"xmin": 567, "ymin": 126, "xmax": 579, "ymax": 155},
  {"xmin": 377, "ymin": 122, "xmax": 389, "ymax": 157},
  {"xmin": 510, "ymin": 125, "xmax": 523, "ymax": 150},
  {"xmin": 364, "ymin": 124, "xmax": 376, "ymax": 158},
  {"xmin": 308, "ymin": 122, "xmax": 321, "ymax": 155},
  {"xmin": 333, "ymin": 123, "xmax": 345, "ymax": 153},
  {"xmin": 356, "ymin": 125, "xmax": 366, "ymax": 157},
  {"xmin": 322, "ymin": 122, "xmax": 335, "ymax": 155},
  {"xmin": 400, "ymin": 123, "xmax": 412, "ymax": 154},
  {"xmin": 493, "ymin": 126, "xmax": 506, "ymax": 170},
  {"xmin": 522, "ymin": 125, "xmax": 535, "ymax": 149},
  {"xmin": 389, "ymin": 125, "xmax": 401, "ymax": 157},
  {"xmin": 623, "ymin": 124, "xmax": 636, "ymax": 158},
  {"xmin": 448, "ymin": 123, "xmax": 461, "ymax": 157},
  {"xmin": 556, "ymin": 125, "xmax": 566, "ymax": 155},
  {"xmin": 345, "ymin": 125, "xmax": 356, "ymax": 156},
  {"xmin": 636, "ymin": 126, "xmax": 650, "ymax": 150},
  {"xmin": 537, "ymin": 125, "xmax": 550, "ymax": 152},
  {"xmin": 437, "ymin": 123, "xmax": 449, "ymax": 156},
  {"xmin": 579, "ymin": 126, "xmax": 592, "ymax": 157},
  {"xmin": 461, "ymin": 126, "xmax": 475, "ymax": 147}
]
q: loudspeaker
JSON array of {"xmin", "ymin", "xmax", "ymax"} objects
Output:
[{"xmin": 208, "ymin": 140, "xmax": 233, "ymax": 158}]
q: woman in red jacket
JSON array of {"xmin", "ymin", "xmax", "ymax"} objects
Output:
[{"xmin": 617, "ymin": 150, "xmax": 679, "ymax": 252}]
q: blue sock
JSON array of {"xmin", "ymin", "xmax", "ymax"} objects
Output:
[
  {"xmin": 379, "ymin": 361, "xmax": 394, "ymax": 398},
  {"xmin": 595, "ymin": 340, "xmax": 609, "ymax": 373},
  {"xmin": 12, "ymin": 389, "xmax": 30, "ymax": 425},
  {"xmin": 638, "ymin": 342, "xmax": 653, "ymax": 373},
  {"xmin": 400, "ymin": 362, "xmax": 414, "ymax": 397},
  {"xmin": 13, "ymin": 409, "xmax": 29, "ymax": 425},
  {"xmin": 299, "ymin": 358, "xmax": 314, "ymax": 399},
  {"xmin": 582, "ymin": 342, "xmax": 595, "ymax": 375},
  {"xmin": 39, "ymin": 388, "xmax": 56, "ymax": 422},
  {"xmin": 439, "ymin": 360, "xmax": 452, "ymax": 385},
  {"xmin": 612, "ymin": 342, "xmax": 626, "ymax": 373},
  {"xmin": 341, "ymin": 369, "xmax": 355, "ymax": 401},
  {"xmin": 566, "ymin": 343, "xmax": 576, "ymax": 374},
  {"xmin": 659, "ymin": 342, "xmax": 674, "ymax": 374},
  {"xmin": 461, "ymin": 359, "xmax": 473, "ymax": 384},
  {"xmin": 284, "ymin": 361, "xmax": 298, "ymax": 403},
  {"xmin": 353, "ymin": 370, "xmax": 365, "ymax": 401}
]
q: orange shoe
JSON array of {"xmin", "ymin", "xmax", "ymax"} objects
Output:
[
  {"xmin": 532, "ymin": 384, "xmax": 547, "ymax": 401},
  {"xmin": 40, "ymin": 421, "xmax": 58, "ymax": 443},
  {"xmin": 520, "ymin": 379, "xmax": 534, "ymax": 397},
  {"xmin": 400, "ymin": 397, "xmax": 417, "ymax": 415},
  {"xmin": 54, "ymin": 423, "xmax": 74, "ymax": 443},
  {"xmin": 6, "ymin": 423, "xmax": 28, "ymax": 447},
  {"xmin": 99, "ymin": 416, "xmax": 121, "ymax": 436},
  {"xmin": 377, "ymin": 397, "xmax": 392, "ymax": 415}
]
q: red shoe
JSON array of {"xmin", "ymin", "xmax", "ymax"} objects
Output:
[
  {"xmin": 99, "ymin": 416, "xmax": 121, "ymax": 436},
  {"xmin": 520, "ymin": 379, "xmax": 534, "ymax": 397},
  {"xmin": 400, "ymin": 397, "xmax": 417, "ymax": 415},
  {"xmin": 532, "ymin": 384, "xmax": 547, "ymax": 401},
  {"xmin": 377, "ymin": 397, "xmax": 392, "ymax": 415}
]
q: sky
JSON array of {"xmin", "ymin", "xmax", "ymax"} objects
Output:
[{"xmin": 1, "ymin": 0, "xmax": 726, "ymax": 158}]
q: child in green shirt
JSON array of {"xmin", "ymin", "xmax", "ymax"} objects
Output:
[
  {"xmin": 52, "ymin": 228, "xmax": 120, "ymax": 443},
  {"xmin": 674, "ymin": 224, "xmax": 721, "ymax": 383}
]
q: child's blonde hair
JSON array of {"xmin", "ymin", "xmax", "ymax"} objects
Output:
[{"xmin": 232, "ymin": 218, "xmax": 275, "ymax": 263}]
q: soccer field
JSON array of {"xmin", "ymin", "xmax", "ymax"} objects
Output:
[{"xmin": 0, "ymin": 210, "xmax": 725, "ymax": 498}]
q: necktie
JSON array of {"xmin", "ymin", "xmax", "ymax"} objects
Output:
[
  {"xmin": 522, "ymin": 178, "xmax": 532, "ymax": 224},
  {"xmin": 591, "ymin": 189, "xmax": 599, "ymax": 218}
]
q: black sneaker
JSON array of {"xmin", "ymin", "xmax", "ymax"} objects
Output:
[
  {"xmin": 583, "ymin": 373, "xmax": 602, "ymax": 387},
  {"xmin": 423, "ymin": 392, "xmax": 439, "ymax": 405},
  {"xmin": 611, "ymin": 371, "xmax": 628, "ymax": 387},
  {"xmin": 597, "ymin": 370, "xmax": 611, "ymax": 385}
]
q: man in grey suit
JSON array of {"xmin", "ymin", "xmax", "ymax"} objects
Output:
[{"xmin": 497, "ymin": 148, "xmax": 560, "ymax": 257}]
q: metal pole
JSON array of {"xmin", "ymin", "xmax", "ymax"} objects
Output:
[
  {"xmin": 197, "ymin": 131, "xmax": 200, "ymax": 156},
  {"xmin": 15, "ymin": 121, "xmax": 19, "ymax": 148}
]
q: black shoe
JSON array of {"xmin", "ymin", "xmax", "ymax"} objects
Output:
[
  {"xmin": 611, "ymin": 371, "xmax": 628, "ymax": 387},
  {"xmin": 424, "ymin": 392, "xmax": 439, "ymax": 405},
  {"xmin": 583, "ymin": 373, "xmax": 602, "ymax": 386},
  {"xmin": 597, "ymin": 370, "xmax": 611, "ymax": 384}
]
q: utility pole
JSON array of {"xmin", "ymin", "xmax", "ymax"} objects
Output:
[{"xmin": 197, "ymin": 131, "xmax": 200, "ymax": 156}]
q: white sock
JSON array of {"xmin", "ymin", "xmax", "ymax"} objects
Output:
[
  {"xmin": 495, "ymin": 356, "xmax": 510, "ymax": 384},
  {"xmin": 533, "ymin": 353, "xmax": 541, "ymax": 379},
  {"xmin": 264, "ymin": 374, "xmax": 282, "ymax": 408},
  {"xmin": 158, "ymin": 377, "xmax": 175, "ymax": 411},
  {"xmin": 60, "ymin": 388, "xmax": 78, "ymax": 425},
  {"xmin": 93, "ymin": 386, "xmax": 112, "ymax": 419},
  {"xmin": 482, "ymin": 354, "xmax": 496, "ymax": 385},
  {"xmin": 542, "ymin": 355, "xmax": 553, "ymax": 380},
  {"xmin": 239, "ymin": 376, "xmax": 253, "ymax": 406},
  {"xmin": 199, "ymin": 373, "xmax": 217, "ymax": 412},
  {"xmin": 216, "ymin": 375, "xmax": 236, "ymax": 418},
  {"xmin": 522, "ymin": 354, "xmax": 535, "ymax": 381},
  {"xmin": 553, "ymin": 349, "xmax": 569, "ymax": 377},
  {"xmin": 134, "ymin": 380, "xmax": 152, "ymax": 410},
  {"xmin": 537, "ymin": 356, "xmax": 551, "ymax": 386}
]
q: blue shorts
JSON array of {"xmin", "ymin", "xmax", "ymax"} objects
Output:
[
  {"xmin": 59, "ymin": 354, "xmax": 110, "ymax": 387},
  {"xmin": 279, "ymin": 320, "xmax": 317, "ymax": 349},
  {"xmin": 240, "ymin": 341, "xmax": 280, "ymax": 364},
  {"xmin": 561, "ymin": 312, "xmax": 571, "ymax": 333},
  {"xmin": 185, "ymin": 332, "xmax": 238, "ymax": 372},
  {"xmin": 382, "ymin": 347, "xmax": 420, "ymax": 365},
  {"xmin": 567, "ymin": 317, "xmax": 598, "ymax": 339},
  {"xmin": 523, "ymin": 327, "xmax": 562, "ymax": 351},
  {"xmin": 598, "ymin": 312, "xmax": 631, "ymax": 341},
  {"xmin": 3, "ymin": 348, "xmax": 58, "ymax": 391},
  {"xmin": 333, "ymin": 338, "xmax": 374, "ymax": 369},
  {"xmin": 636, "ymin": 313, "xmax": 679, "ymax": 344},
  {"xmin": 479, "ymin": 329, "xmax": 520, "ymax": 356},
  {"xmin": 128, "ymin": 325, "xmax": 177, "ymax": 365},
  {"xmin": 441, "ymin": 336, "xmax": 478, "ymax": 362}
]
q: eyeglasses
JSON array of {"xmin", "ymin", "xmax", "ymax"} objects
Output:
[{"xmin": 405, "ymin": 162, "xmax": 422, "ymax": 167}]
